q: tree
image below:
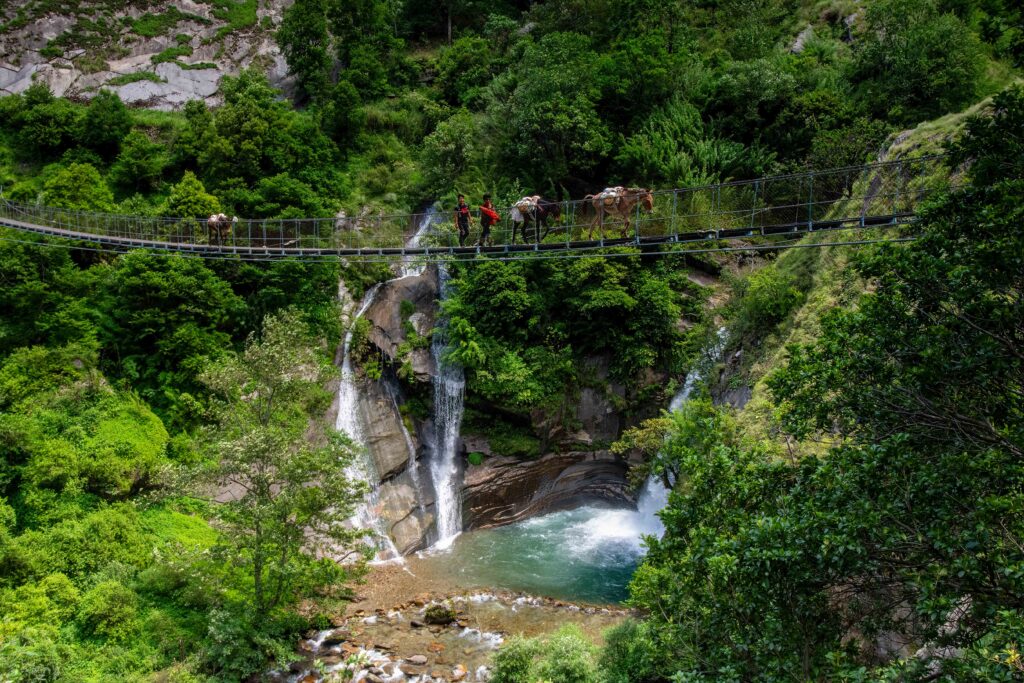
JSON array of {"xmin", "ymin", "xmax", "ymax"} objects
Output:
[
  {"xmin": 162, "ymin": 171, "xmax": 220, "ymax": 218},
  {"xmin": 276, "ymin": 0, "xmax": 331, "ymax": 103},
  {"xmin": 321, "ymin": 79, "xmax": 365, "ymax": 152},
  {"xmin": 76, "ymin": 90, "xmax": 131, "ymax": 161},
  {"xmin": 97, "ymin": 250, "xmax": 244, "ymax": 423},
  {"xmin": 488, "ymin": 32, "xmax": 613, "ymax": 187},
  {"xmin": 620, "ymin": 86, "xmax": 1024, "ymax": 681},
  {"xmin": 328, "ymin": 0, "xmax": 403, "ymax": 97},
  {"xmin": 13, "ymin": 83, "xmax": 80, "ymax": 161},
  {"xmin": 41, "ymin": 163, "xmax": 114, "ymax": 212},
  {"xmin": 419, "ymin": 109, "xmax": 481, "ymax": 197},
  {"xmin": 436, "ymin": 36, "xmax": 494, "ymax": 108},
  {"xmin": 109, "ymin": 130, "xmax": 168, "ymax": 192},
  {"xmin": 194, "ymin": 309, "xmax": 368, "ymax": 617},
  {"xmin": 851, "ymin": 0, "xmax": 984, "ymax": 122}
]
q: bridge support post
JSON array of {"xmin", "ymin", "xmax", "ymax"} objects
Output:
[
  {"xmin": 565, "ymin": 199, "xmax": 571, "ymax": 250},
  {"xmin": 750, "ymin": 180, "xmax": 759, "ymax": 236},
  {"xmin": 634, "ymin": 199, "xmax": 640, "ymax": 245},
  {"xmin": 670, "ymin": 191, "xmax": 678, "ymax": 242},
  {"xmin": 807, "ymin": 172, "xmax": 815, "ymax": 231}
]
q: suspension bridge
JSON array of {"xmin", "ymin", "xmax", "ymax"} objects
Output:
[{"xmin": 0, "ymin": 156, "xmax": 952, "ymax": 263}]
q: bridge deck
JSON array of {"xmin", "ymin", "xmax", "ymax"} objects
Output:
[
  {"xmin": 0, "ymin": 155, "xmax": 946, "ymax": 261},
  {"xmin": 0, "ymin": 211, "xmax": 917, "ymax": 260}
]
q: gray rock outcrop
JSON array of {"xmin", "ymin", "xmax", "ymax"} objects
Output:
[
  {"xmin": 0, "ymin": 0, "xmax": 294, "ymax": 109},
  {"xmin": 363, "ymin": 267, "xmax": 438, "ymax": 382}
]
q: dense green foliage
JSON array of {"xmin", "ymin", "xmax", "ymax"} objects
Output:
[
  {"xmin": 442, "ymin": 253, "xmax": 708, "ymax": 450},
  {"xmin": 616, "ymin": 87, "xmax": 1024, "ymax": 681},
  {"xmin": 0, "ymin": 0, "xmax": 1021, "ymax": 680}
]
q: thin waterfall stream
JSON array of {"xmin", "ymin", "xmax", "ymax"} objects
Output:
[
  {"xmin": 336, "ymin": 283, "xmax": 403, "ymax": 562},
  {"xmin": 400, "ymin": 205, "xmax": 440, "ymax": 278},
  {"xmin": 428, "ymin": 264, "xmax": 466, "ymax": 549}
]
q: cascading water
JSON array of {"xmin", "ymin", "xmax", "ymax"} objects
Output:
[
  {"xmin": 335, "ymin": 283, "xmax": 402, "ymax": 562},
  {"xmin": 421, "ymin": 326, "xmax": 730, "ymax": 602},
  {"xmin": 428, "ymin": 265, "xmax": 466, "ymax": 549},
  {"xmin": 630, "ymin": 325, "xmax": 731, "ymax": 528},
  {"xmin": 400, "ymin": 205, "xmax": 440, "ymax": 279}
]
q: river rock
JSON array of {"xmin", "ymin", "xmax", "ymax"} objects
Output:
[
  {"xmin": 321, "ymin": 629, "xmax": 347, "ymax": 647},
  {"xmin": 462, "ymin": 450, "xmax": 631, "ymax": 530},
  {"xmin": 406, "ymin": 654, "xmax": 428, "ymax": 665}
]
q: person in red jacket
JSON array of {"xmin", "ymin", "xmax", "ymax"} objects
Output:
[{"xmin": 478, "ymin": 193, "xmax": 500, "ymax": 246}]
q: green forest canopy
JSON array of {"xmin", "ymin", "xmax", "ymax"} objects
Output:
[{"xmin": 0, "ymin": 0, "xmax": 1020, "ymax": 681}]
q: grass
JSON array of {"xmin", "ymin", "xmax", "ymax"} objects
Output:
[
  {"xmin": 175, "ymin": 61, "xmax": 218, "ymax": 70},
  {"xmin": 208, "ymin": 0, "xmax": 258, "ymax": 38},
  {"xmin": 132, "ymin": 8, "xmax": 208, "ymax": 38},
  {"xmin": 106, "ymin": 70, "xmax": 164, "ymax": 86},
  {"xmin": 141, "ymin": 506, "xmax": 218, "ymax": 550},
  {"xmin": 151, "ymin": 45, "xmax": 193, "ymax": 65}
]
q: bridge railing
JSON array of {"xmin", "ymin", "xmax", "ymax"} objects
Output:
[{"xmin": 0, "ymin": 155, "xmax": 954, "ymax": 255}]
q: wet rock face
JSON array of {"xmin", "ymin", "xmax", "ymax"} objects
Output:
[
  {"xmin": 358, "ymin": 378, "xmax": 414, "ymax": 480},
  {"xmin": 363, "ymin": 266, "xmax": 439, "ymax": 382},
  {"xmin": 462, "ymin": 451, "xmax": 631, "ymax": 530},
  {"xmin": 573, "ymin": 356, "xmax": 627, "ymax": 443},
  {"xmin": 377, "ymin": 470, "xmax": 435, "ymax": 555}
]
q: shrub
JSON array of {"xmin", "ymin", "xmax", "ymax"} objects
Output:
[
  {"xmin": 491, "ymin": 626, "xmax": 598, "ymax": 683},
  {"xmin": 599, "ymin": 620, "xmax": 663, "ymax": 683},
  {"xmin": 490, "ymin": 635, "xmax": 542, "ymax": 683},
  {"xmin": 77, "ymin": 90, "xmax": 131, "ymax": 160},
  {"xmin": 467, "ymin": 452, "xmax": 485, "ymax": 466},
  {"xmin": 152, "ymin": 45, "xmax": 193, "ymax": 65},
  {"xmin": 163, "ymin": 171, "xmax": 220, "ymax": 218},
  {"xmin": 730, "ymin": 266, "xmax": 804, "ymax": 339},
  {"xmin": 106, "ymin": 71, "xmax": 164, "ymax": 86},
  {"xmin": 0, "ymin": 627, "xmax": 65, "ymax": 683},
  {"xmin": 78, "ymin": 580, "xmax": 139, "ymax": 640},
  {"xmin": 851, "ymin": 0, "xmax": 984, "ymax": 122},
  {"xmin": 41, "ymin": 163, "xmax": 114, "ymax": 211}
]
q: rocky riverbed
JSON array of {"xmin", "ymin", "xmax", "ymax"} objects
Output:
[{"xmin": 278, "ymin": 563, "xmax": 631, "ymax": 683}]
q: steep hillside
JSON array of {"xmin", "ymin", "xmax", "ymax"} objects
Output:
[{"xmin": 0, "ymin": 0, "xmax": 291, "ymax": 109}]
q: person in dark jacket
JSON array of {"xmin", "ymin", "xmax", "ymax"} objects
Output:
[{"xmin": 454, "ymin": 194, "xmax": 471, "ymax": 247}]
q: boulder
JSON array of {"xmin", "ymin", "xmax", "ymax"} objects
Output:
[
  {"xmin": 423, "ymin": 605, "xmax": 456, "ymax": 625},
  {"xmin": 376, "ymin": 470, "xmax": 435, "ymax": 555}
]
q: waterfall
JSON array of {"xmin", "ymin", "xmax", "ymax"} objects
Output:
[
  {"xmin": 400, "ymin": 205, "xmax": 439, "ymax": 279},
  {"xmin": 335, "ymin": 283, "xmax": 402, "ymax": 562},
  {"xmin": 669, "ymin": 326, "xmax": 729, "ymax": 413},
  {"xmin": 636, "ymin": 326, "xmax": 729, "ymax": 530},
  {"xmin": 428, "ymin": 265, "xmax": 466, "ymax": 550}
]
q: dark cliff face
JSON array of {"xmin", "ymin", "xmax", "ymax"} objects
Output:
[{"xmin": 461, "ymin": 450, "xmax": 632, "ymax": 530}]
